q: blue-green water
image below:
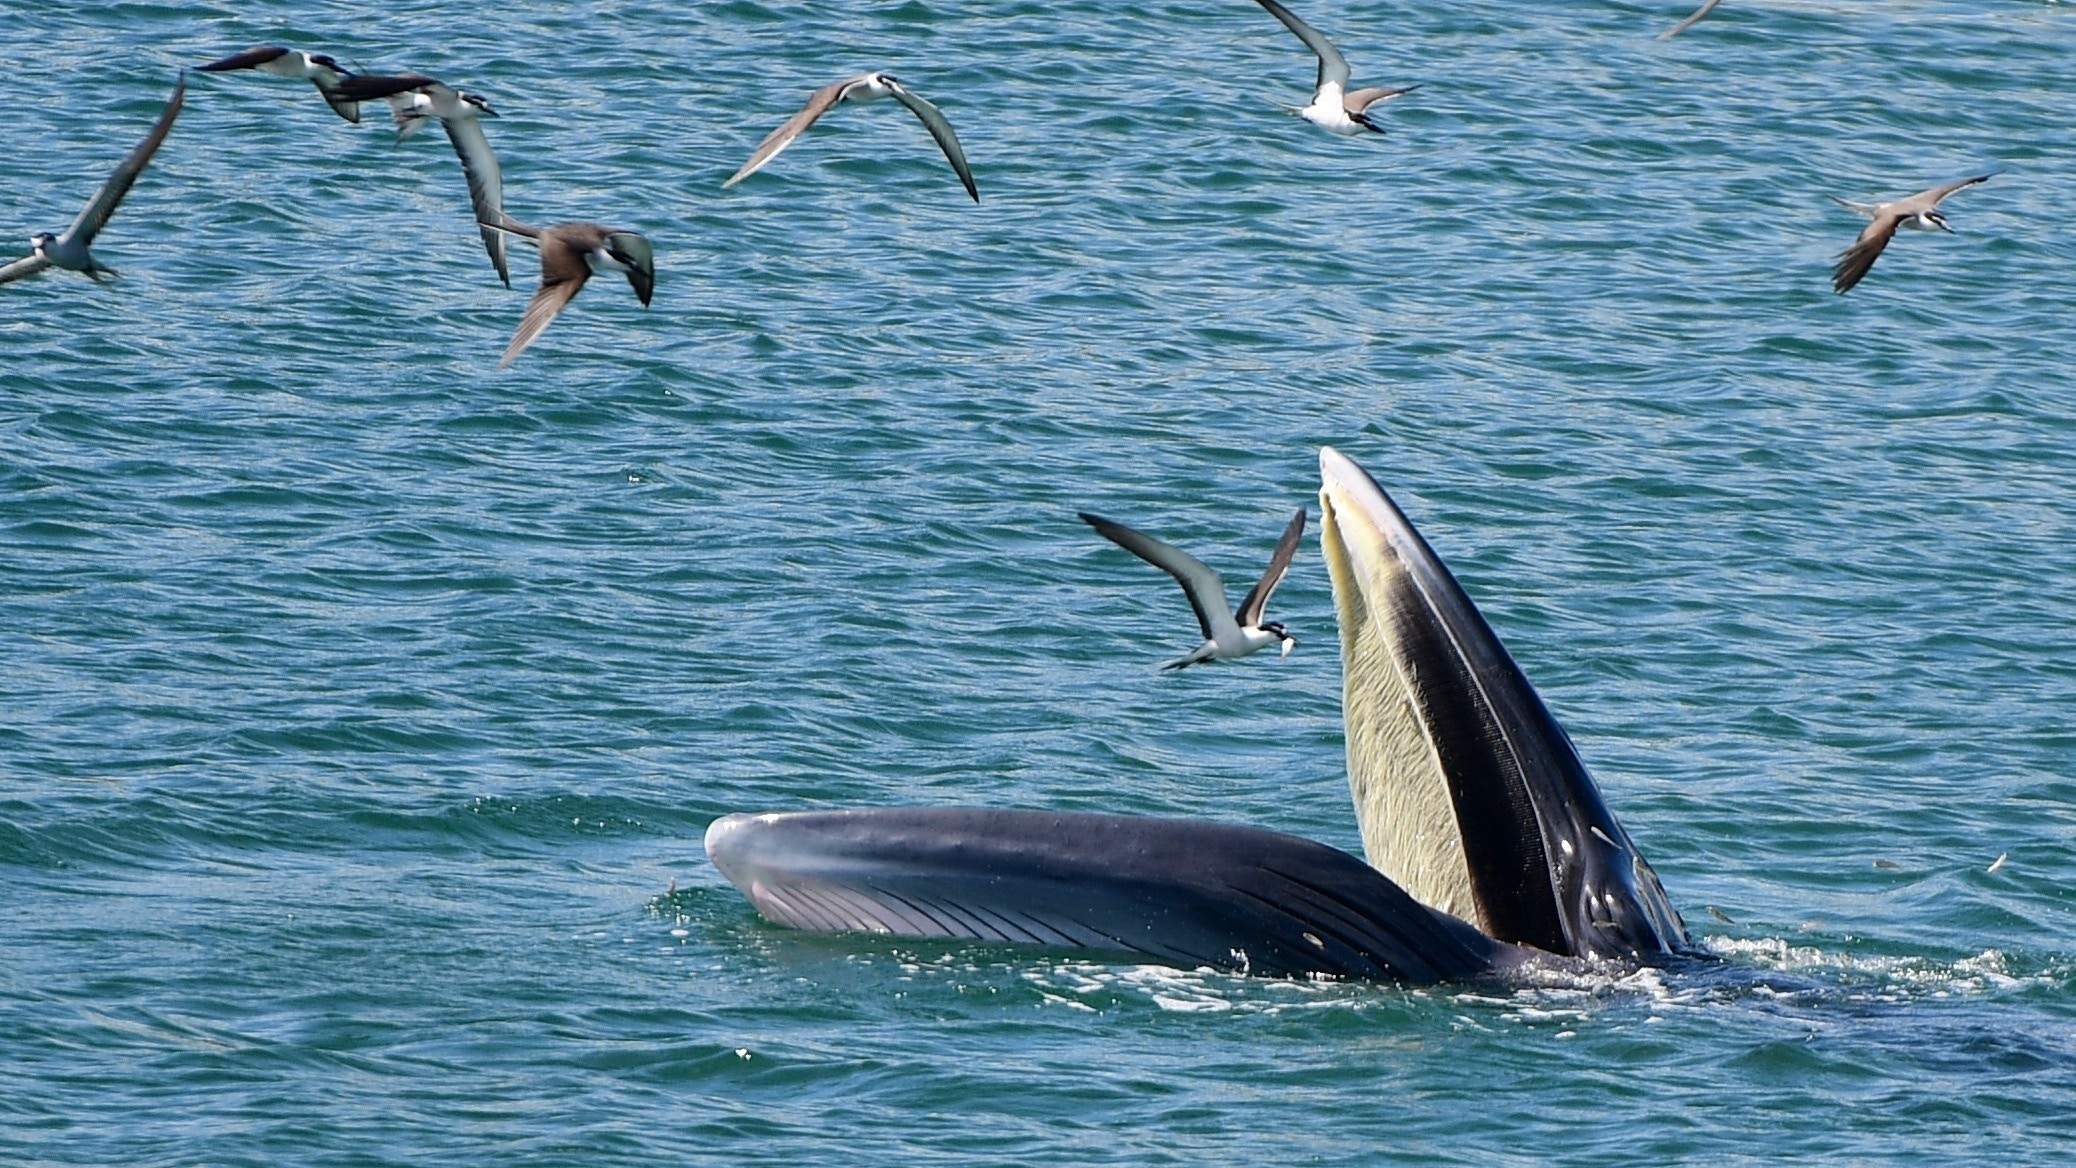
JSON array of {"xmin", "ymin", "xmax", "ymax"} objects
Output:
[{"xmin": 5, "ymin": 1, "xmax": 2073, "ymax": 1163}]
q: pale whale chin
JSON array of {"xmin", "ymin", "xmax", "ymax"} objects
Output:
[{"xmin": 1319, "ymin": 465, "xmax": 1481, "ymax": 929}]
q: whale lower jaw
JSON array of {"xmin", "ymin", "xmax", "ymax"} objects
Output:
[
  {"xmin": 1318, "ymin": 461, "xmax": 1482, "ymax": 928},
  {"xmin": 705, "ymin": 807, "xmax": 1542, "ymax": 982}
]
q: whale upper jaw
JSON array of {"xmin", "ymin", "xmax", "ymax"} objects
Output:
[{"xmin": 1317, "ymin": 446, "xmax": 1692, "ymax": 963}]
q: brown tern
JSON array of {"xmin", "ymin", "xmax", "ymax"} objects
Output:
[
  {"xmin": 1830, "ymin": 174, "xmax": 1992, "ymax": 294},
  {"xmin": 722, "ymin": 72, "xmax": 978, "ymax": 202},
  {"xmin": 481, "ymin": 214, "xmax": 654, "ymax": 369}
]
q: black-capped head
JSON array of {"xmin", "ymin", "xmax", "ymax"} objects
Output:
[
  {"xmin": 604, "ymin": 231, "xmax": 655, "ymax": 306},
  {"xmin": 1262, "ymin": 621, "xmax": 1296, "ymax": 658}
]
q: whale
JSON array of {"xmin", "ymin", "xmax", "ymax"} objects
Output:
[{"xmin": 705, "ymin": 446, "xmax": 1699, "ymax": 981}]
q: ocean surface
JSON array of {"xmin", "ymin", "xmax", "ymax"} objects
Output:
[{"xmin": 4, "ymin": 1, "xmax": 2073, "ymax": 1163}]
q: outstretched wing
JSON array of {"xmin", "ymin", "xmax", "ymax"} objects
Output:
[
  {"xmin": 498, "ymin": 233, "xmax": 593, "ymax": 368},
  {"xmin": 65, "ymin": 73, "xmax": 185, "ymax": 249},
  {"xmin": 317, "ymin": 84, "xmax": 362, "ymax": 123},
  {"xmin": 197, "ymin": 46, "xmax": 290, "ymax": 71},
  {"xmin": 706, "ymin": 808, "xmax": 1518, "ymax": 982},
  {"xmin": 330, "ymin": 73, "xmax": 445, "ymax": 102},
  {"xmin": 1343, "ymin": 84, "xmax": 1418, "ymax": 114},
  {"xmin": 1658, "ymin": 0, "xmax": 1723, "ymax": 40},
  {"xmin": 442, "ymin": 115, "xmax": 509, "ymax": 287},
  {"xmin": 331, "ymin": 75, "xmax": 444, "ymax": 140},
  {"xmin": 1919, "ymin": 172, "xmax": 1993, "ymax": 208},
  {"xmin": 886, "ymin": 80, "xmax": 979, "ymax": 202},
  {"xmin": 722, "ymin": 76, "xmax": 856, "ymax": 188},
  {"xmin": 1080, "ymin": 512, "xmax": 1234, "ymax": 643},
  {"xmin": 1832, "ymin": 213, "xmax": 1899, "ymax": 294},
  {"xmin": 0, "ymin": 254, "xmax": 54, "ymax": 286},
  {"xmin": 478, "ymin": 209, "xmax": 542, "ymax": 240},
  {"xmin": 1235, "ymin": 507, "xmax": 1307, "ymax": 629},
  {"xmin": 1253, "ymin": 0, "xmax": 1351, "ymax": 93}
]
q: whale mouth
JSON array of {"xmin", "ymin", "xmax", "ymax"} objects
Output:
[
  {"xmin": 1317, "ymin": 446, "xmax": 1691, "ymax": 962},
  {"xmin": 1317, "ymin": 447, "xmax": 1484, "ymax": 932},
  {"xmin": 703, "ymin": 445, "xmax": 1692, "ymax": 980}
]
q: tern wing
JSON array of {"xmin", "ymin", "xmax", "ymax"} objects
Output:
[
  {"xmin": 499, "ymin": 232, "xmax": 592, "ymax": 368},
  {"xmin": 1253, "ymin": 0, "xmax": 1351, "ymax": 93},
  {"xmin": 317, "ymin": 83, "xmax": 362, "ymax": 123},
  {"xmin": 1916, "ymin": 172, "xmax": 1994, "ymax": 209},
  {"xmin": 1234, "ymin": 508, "xmax": 1307, "ymax": 630},
  {"xmin": 330, "ymin": 75, "xmax": 445, "ymax": 139},
  {"xmin": 442, "ymin": 115, "xmax": 509, "ymax": 286},
  {"xmin": 197, "ymin": 46, "xmax": 290, "ymax": 71},
  {"xmin": 1343, "ymin": 84, "xmax": 1417, "ymax": 114},
  {"xmin": 479, "ymin": 210, "xmax": 543, "ymax": 240},
  {"xmin": 1080, "ymin": 512, "xmax": 1238, "ymax": 644},
  {"xmin": 1658, "ymin": 0, "xmax": 1723, "ymax": 40},
  {"xmin": 1828, "ymin": 194, "xmax": 1881, "ymax": 219},
  {"xmin": 1832, "ymin": 213, "xmax": 1900, "ymax": 294},
  {"xmin": 330, "ymin": 73, "xmax": 445, "ymax": 103},
  {"xmin": 886, "ymin": 80, "xmax": 979, "ymax": 202},
  {"xmin": 722, "ymin": 76, "xmax": 855, "ymax": 188},
  {"xmin": 64, "ymin": 74, "xmax": 184, "ymax": 249},
  {"xmin": 0, "ymin": 254, "xmax": 54, "ymax": 285}
]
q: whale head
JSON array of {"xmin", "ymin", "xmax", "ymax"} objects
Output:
[{"xmin": 1317, "ymin": 446, "xmax": 1692, "ymax": 962}]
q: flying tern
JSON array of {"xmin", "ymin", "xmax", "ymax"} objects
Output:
[
  {"xmin": 723, "ymin": 72, "xmax": 978, "ymax": 202},
  {"xmin": 198, "ymin": 46, "xmax": 361, "ymax": 122},
  {"xmin": 0, "ymin": 74, "xmax": 185, "ymax": 287},
  {"xmin": 1251, "ymin": 0, "xmax": 1417, "ymax": 136},
  {"xmin": 1829, "ymin": 174, "xmax": 1992, "ymax": 294},
  {"xmin": 481, "ymin": 213, "xmax": 654, "ymax": 368},
  {"xmin": 1080, "ymin": 507, "xmax": 1307, "ymax": 670},
  {"xmin": 335, "ymin": 73, "xmax": 510, "ymax": 286}
]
